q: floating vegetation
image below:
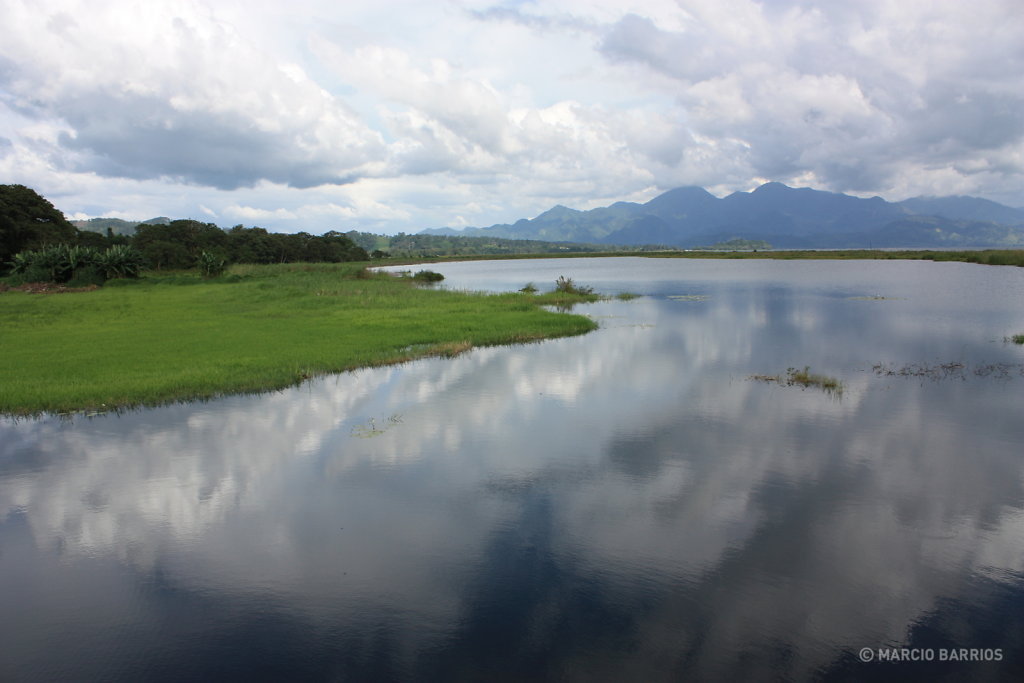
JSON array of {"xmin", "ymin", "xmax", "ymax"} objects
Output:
[
  {"xmin": 973, "ymin": 363, "xmax": 1024, "ymax": 379},
  {"xmin": 749, "ymin": 366, "xmax": 844, "ymax": 396},
  {"xmin": 350, "ymin": 414, "xmax": 403, "ymax": 438},
  {"xmin": 615, "ymin": 292, "xmax": 641, "ymax": 300},
  {"xmin": 847, "ymin": 295, "xmax": 900, "ymax": 301},
  {"xmin": 1006, "ymin": 334, "xmax": 1024, "ymax": 345},
  {"xmin": 872, "ymin": 362, "xmax": 1024, "ymax": 381},
  {"xmin": 872, "ymin": 361, "xmax": 967, "ymax": 381},
  {"xmin": 667, "ymin": 294, "xmax": 709, "ymax": 302}
]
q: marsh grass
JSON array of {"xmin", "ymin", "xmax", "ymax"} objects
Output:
[
  {"xmin": 554, "ymin": 275, "xmax": 594, "ymax": 296},
  {"xmin": 0, "ymin": 262, "xmax": 599, "ymax": 415},
  {"xmin": 1009, "ymin": 334, "xmax": 1024, "ymax": 345},
  {"xmin": 750, "ymin": 366, "xmax": 844, "ymax": 396}
]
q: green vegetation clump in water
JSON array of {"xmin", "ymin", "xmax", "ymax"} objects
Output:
[
  {"xmin": 0, "ymin": 263, "xmax": 601, "ymax": 415},
  {"xmin": 1009, "ymin": 334, "xmax": 1024, "ymax": 345},
  {"xmin": 554, "ymin": 275, "xmax": 594, "ymax": 295},
  {"xmin": 750, "ymin": 367, "xmax": 844, "ymax": 396}
]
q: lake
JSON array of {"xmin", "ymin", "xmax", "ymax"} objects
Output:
[{"xmin": 2, "ymin": 257, "xmax": 1024, "ymax": 681}]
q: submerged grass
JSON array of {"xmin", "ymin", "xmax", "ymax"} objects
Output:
[{"xmin": 0, "ymin": 262, "xmax": 600, "ymax": 415}]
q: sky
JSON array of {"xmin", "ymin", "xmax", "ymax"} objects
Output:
[{"xmin": 1, "ymin": 0, "xmax": 1022, "ymax": 235}]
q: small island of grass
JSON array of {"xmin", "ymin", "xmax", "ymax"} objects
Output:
[
  {"xmin": 750, "ymin": 366, "xmax": 845, "ymax": 397},
  {"xmin": 0, "ymin": 263, "xmax": 604, "ymax": 416}
]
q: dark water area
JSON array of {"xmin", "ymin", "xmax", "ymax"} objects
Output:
[{"xmin": 3, "ymin": 257, "xmax": 1024, "ymax": 681}]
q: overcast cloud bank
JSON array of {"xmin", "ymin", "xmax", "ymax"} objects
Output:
[{"xmin": 2, "ymin": 0, "xmax": 1021, "ymax": 234}]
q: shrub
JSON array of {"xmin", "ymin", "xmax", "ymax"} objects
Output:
[
  {"xmin": 519, "ymin": 282, "xmax": 538, "ymax": 294},
  {"xmin": 554, "ymin": 275, "xmax": 594, "ymax": 295},
  {"xmin": 413, "ymin": 270, "xmax": 444, "ymax": 283},
  {"xmin": 95, "ymin": 245, "xmax": 144, "ymax": 280},
  {"xmin": 198, "ymin": 250, "xmax": 228, "ymax": 278},
  {"xmin": 7, "ymin": 243, "xmax": 143, "ymax": 285}
]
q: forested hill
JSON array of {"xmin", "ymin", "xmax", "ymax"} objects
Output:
[{"xmin": 421, "ymin": 183, "xmax": 1024, "ymax": 249}]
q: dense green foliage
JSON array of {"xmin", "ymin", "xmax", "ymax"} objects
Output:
[
  {"xmin": 131, "ymin": 221, "xmax": 368, "ymax": 270},
  {"xmin": 2, "ymin": 186, "xmax": 369, "ymax": 278},
  {"xmin": 0, "ymin": 184, "xmax": 80, "ymax": 266},
  {"xmin": 0, "ymin": 263, "xmax": 600, "ymax": 415},
  {"xmin": 411, "ymin": 269, "xmax": 445, "ymax": 282},
  {"xmin": 344, "ymin": 230, "xmax": 661, "ymax": 258},
  {"xmin": 8, "ymin": 244, "xmax": 144, "ymax": 285}
]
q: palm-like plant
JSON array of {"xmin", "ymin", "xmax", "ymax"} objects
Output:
[
  {"xmin": 198, "ymin": 250, "xmax": 227, "ymax": 278},
  {"xmin": 95, "ymin": 245, "xmax": 144, "ymax": 279},
  {"xmin": 9, "ymin": 243, "xmax": 143, "ymax": 283},
  {"xmin": 33, "ymin": 245, "xmax": 71, "ymax": 282},
  {"xmin": 8, "ymin": 251, "xmax": 32, "ymax": 275}
]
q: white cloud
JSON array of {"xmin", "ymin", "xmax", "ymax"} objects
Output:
[
  {"xmin": 1, "ymin": 0, "xmax": 1022, "ymax": 233},
  {"xmin": 1, "ymin": 0, "xmax": 385, "ymax": 189},
  {"xmin": 224, "ymin": 205, "xmax": 298, "ymax": 222}
]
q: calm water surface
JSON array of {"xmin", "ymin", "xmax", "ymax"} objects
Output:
[{"xmin": 3, "ymin": 257, "xmax": 1024, "ymax": 681}]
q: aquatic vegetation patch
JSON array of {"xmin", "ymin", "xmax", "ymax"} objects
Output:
[
  {"xmin": 667, "ymin": 294, "xmax": 709, "ymax": 302},
  {"xmin": 872, "ymin": 361, "xmax": 967, "ymax": 381},
  {"xmin": 554, "ymin": 275, "xmax": 594, "ymax": 296},
  {"xmin": 872, "ymin": 361, "xmax": 1024, "ymax": 381},
  {"xmin": 847, "ymin": 295, "xmax": 901, "ymax": 301},
  {"xmin": 350, "ymin": 414, "xmax": 403, "ymax": 438},
  {"xmin": 1007, "ymin": 334, "xmax": 1024, "ymax": 345},
  {"xmin": 749, "ymin": 367, "xmax": 844, "ymax": 396}
]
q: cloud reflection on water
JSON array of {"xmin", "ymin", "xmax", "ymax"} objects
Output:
[{"xmin": 2, "ymin": 259, "xmax": 1024, "ymax": 680}]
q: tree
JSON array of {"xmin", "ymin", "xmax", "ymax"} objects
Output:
[
  {"xmin": 226, "ymin": 225, "xmax": 276, "ymax": 264},
  {"xmin": 0, "ymin": 184, "xmax": 79, "ymax": 268},
  {"xmin": 140, "ymin": 239, "xmax": 192, "ymax": 271}
]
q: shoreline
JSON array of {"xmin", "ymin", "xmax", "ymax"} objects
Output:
[{"xmin": 0, "ymin": 262, "xmax": 600, "ymax": 417}]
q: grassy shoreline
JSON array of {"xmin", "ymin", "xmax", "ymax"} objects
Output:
[{"xmin": 0, "ymin": 263, "xmax": 600, "ymax": 416}]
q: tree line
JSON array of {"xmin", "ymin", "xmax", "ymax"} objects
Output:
[{"xmin": 1, "ymin": 184, "xmax": 368, "ymax": 280}]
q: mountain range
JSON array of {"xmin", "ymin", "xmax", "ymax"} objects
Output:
[{"xmin": 421, "ymin": 183, "xmax": 1024, "ymax": 248}]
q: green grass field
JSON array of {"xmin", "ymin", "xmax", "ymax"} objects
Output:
[{"xmin": 0, "ymin": 263, "xmax": 599, "ymax": 415}]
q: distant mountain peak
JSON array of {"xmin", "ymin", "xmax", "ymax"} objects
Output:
[
  {"xmin": 417, "ymin": 183, "xmax": 1024, "ymax": 248},
  {"xmin": 535, "ymin": 204, "xmax": 580, "ymax": 219},
  {"xmin": 753, "ymin": 181, "xmax": 789, "ymax": 193}
]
